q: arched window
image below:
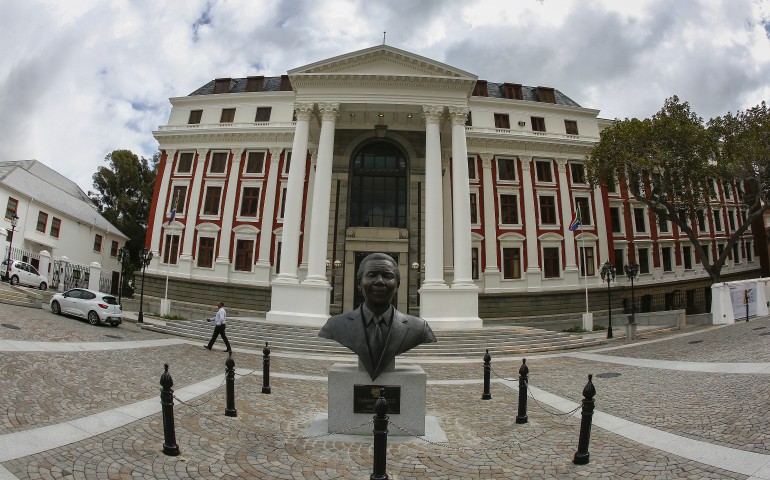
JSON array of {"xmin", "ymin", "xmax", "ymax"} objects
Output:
[{"xmin": 348, "ymin": 141, "xmax": 407, "ymax": 228}]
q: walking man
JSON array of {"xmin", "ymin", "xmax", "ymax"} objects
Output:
[{"xmin": 204, "ymin": 301, "xmax": 232, "ymax": 352}]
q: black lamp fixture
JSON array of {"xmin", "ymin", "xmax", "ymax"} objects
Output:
[
  {"xmin": 624, "ymin": 262, "xmax": 639, "ymax": 324},
  {"xmin": 137, "ymin": 247, "xmax": 153, "ymax": 323},
  {"xmin": 5, "ymin": 213, "xmax": 19, "ymax": 284},
  {"xmin": 600, "ymin": 261, "xmax": 616, "ymax": 339}
]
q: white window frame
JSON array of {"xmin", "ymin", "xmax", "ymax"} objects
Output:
[
  {"xmin": 572, "ymin": 195, "xmax": 593, "ymax": 227},
  {"xmin": 496, "ymin": 156, "xmax": 518, "ymax": 183},
  {"xmin": 161, "ymin": 224, "xmax": 183, "ymax": 265},
  {"xmin": 194, "ymin": 223, "xmax": 221, "ymax": 270},
  {"xmin": 237, "ymin": 183, "xmax": 262, "ymax": 221},
  {"xmin": 243, "ymin": 150, "xmax": 267, "ymax": 176},
  {"xmin": 467, "ymin": 155, "xmax": 478, "ymax": 182},
  {"xmin": 471, "ymin": 232, "xmax": 483, "ymax": 281},
  {"xmin": 536, "ymin": 191, "xmax": 559, "ymax": 229},
  {"xmin": 660, "ymin": 244, "xmax": 674, "ymax": 272},
  {"xmin": 200, "ymin": 180, "xmax": 225, "ymax": 219},
  {"xmin": 175, "ymin": 151, "xmax": 195, "ymax": 176},
  {"xmin": 682, "ymin": 245, "xmax": 694, "ymax": 270},
  {"xmin": 167, "ymin": 181, "xmax": 190, "ymax": 220},
  {"xmin": 498, "ymin": 232, "xmax": 526, "ymax": 282},
  {"xmin": 609, "ymin": 203, "xmax": 625, "ymax": 235},
  {"xmin": 635, "ymin": 244, "xmax": 652, "ymax": 275},
  {"xmin": 469, "ymin": 187, "xmax": 481, "ymax": 227},
  {"xmin": 576, "ymin": 232, "xmax": 598, "ymax": 278},
  {"xmin": 632, "ymin": 206, "xmax": 649, "ymax": 236},
  {"xmin": 534, "ymin": 158, "xmax": 555, "ymax": 185},
  {"xmin": 277, "ymin": 183, "xmax": 288, "ymax": 221},
  {"xmin": 569, "ymin": 162, "xmax": 587, "ymax": 185},
  {"xmin": 539, "ymin": 232, "xmax": 563, "ymax": 279},
  {"xmin": 712, "ymin": 208, "xmax": 724, "ymax": 233},
  {"xmin": 282, "ymin": 151, "xmax": 292, "ymax": 175},
  {"xmin": 232, "ymin": 225, "xmax": 259, "ymax": 273},
  {"xmin": 497, "ymin": 189, "xmax": 521, "ymax": 227},
  {"xmin": 746, "ymin": 240, "xmax": 753, "ymax": 262},
  {"xmin": 208, "ymin": 150, "xmax": 230, "ymax": 176}
]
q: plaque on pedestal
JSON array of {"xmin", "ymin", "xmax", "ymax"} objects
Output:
[{"xmin": 327, "ymin": 360, "xmax": 427, "ymax": 436}]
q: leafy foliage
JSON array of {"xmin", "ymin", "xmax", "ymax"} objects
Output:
[
  {"xmin": 89, "ymin": 149, "xmax": 158, "ymax": 286},
  {"xmin": 586, "ymin": 97, "xmax": 770, "ymax": 282}
]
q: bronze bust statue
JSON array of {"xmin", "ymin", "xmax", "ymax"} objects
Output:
[{"xmin": 319, "ymin": 253, "xmax": 437, "ymax": 380}]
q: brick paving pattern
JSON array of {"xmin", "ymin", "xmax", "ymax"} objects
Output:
[{"xmin": 0, "ymin": 303, "xmax": 768, "ymax": 478}]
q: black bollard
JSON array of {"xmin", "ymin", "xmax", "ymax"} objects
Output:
[
  {"xmin": 225, "ymin": 353, "xmax": 237, "ymax": 417},
  {"xmin": 515, "ymin": 358, "xmax": 529, "ymax": 424},
  {"xmin": 261, "ymin": 342, "xmax": 271, "ymax": 394},
  {"xmin": 370, "ymin": 387, "xmax": 389, "ymax": 480},
  {"xmin": 160, "ymin": 364, "xmax": 180, "ymax": 456},
  {"xmin": 573, "ymin": 374, "xmax": 596, "ymax": 465},
  {"xmin": 482, "ymin": 349, "xmax": 492, "ymax": 400}
]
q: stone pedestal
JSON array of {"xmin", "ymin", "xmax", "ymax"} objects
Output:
[
  {"xmin": 625, "ymin": 320, "xmax": 637, "ymax": 341},
  {"xmin": 327, "ymin": 361, "xmax": 427, "ymax": 436}
]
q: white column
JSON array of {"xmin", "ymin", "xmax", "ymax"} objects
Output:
[
  {"xmin": 421, "ymin": 107, "xmax": 481, "ymax": 330},
  {"xmin": 520, "ymin": 155, "xmax": 542, "ymax": 291},
  {"xmin": 480, "ymin": 154, "xmax": 501, "ymax": 290},
  {"xmin": 267, "ymin": 103, "xmax": 330, "ymax": 327},
  {"xmin": 179, "ymin": 149, "xmax": 208, "ymax": 270},
  {"xmin": 594, "ymin": 184, "xmax": 609, "ymax": 262},
  {"xmin": 421, "ymin": 105, "xmax": 447, "ymax": 288},
  {"xmin": 557, "ymin": 158, "xmax": 579, "ymax": 286},
  {"xmin": 274, "ymin": 103, "xmax": 313, "ymax": 283},
  {"xmin": 441, "ymin": 153, "xmax": 453, "ymax": 279},
  {"xmin": 255, "ymin": 148, "xmax": 282, "ymax": 284},
  {"xmin": 150, "ymin": 149, "xmax": 175, "ymax": 261},
  {"xmin": 215, "ymin": 149, "xmax": 242, "ymax": 276},
  {"xmin": 305, "ymin": 103, "xmax": 338, "ymax": 285},
  {"xmin": 448, "ymin": 107, "xmax": 475, "ymax": 287},
  {"xmin": 299, "ymin": 150, "xmax": 318, "ymax": 279}
]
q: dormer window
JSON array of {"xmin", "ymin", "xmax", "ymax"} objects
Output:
[
  {"xmin": 188, "ymin": 110, "xmax": 202, "ymax": 124},
  {"xmin": 536, "ymin": 87, "xmax": 556, "ymax": 103},
  {"xmin": 245, "ymin": 76, "xmax": 264, "ymax": 92},
  {"xmin": 280, "ymin": 75, "xmax": 292, "ymax": 91},
  {"xmin": 473, "ymin": 80, "xmax": 488, "ymax": 97},
  {"xmin": 213, "ymin": 78, "xmax": 231, "ymax": 94},
  {"xmin": 502, "ymin": 83, "xmax": 523, "ymax": 100}
]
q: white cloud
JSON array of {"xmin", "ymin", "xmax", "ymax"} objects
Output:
[{"xmin": 0, "ymin": 0, "xmax": 768, "ymax": 192}]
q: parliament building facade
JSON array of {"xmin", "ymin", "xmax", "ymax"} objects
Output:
[{"xmin": 146, "ymin": 45, "xmax": 761, "ymax": 329}]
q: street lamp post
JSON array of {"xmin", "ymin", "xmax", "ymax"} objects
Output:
[
  {"xmin": 117, "ymin": 247, "xmax": 128, "ymax": 307},
  {"xmin": 137, "ymin": 248, "xmax": 153, "ymax": 323},
  {"xmin": 624, "ymin": 262, "xmax": 639, "ymax": 324},
  {"xmin": 5, "ymin": 213, "xmax": 19, "ymax": 283},
  {"xmin": 600, "ymin": 261, "xmax": 616, "ymax": 339}
]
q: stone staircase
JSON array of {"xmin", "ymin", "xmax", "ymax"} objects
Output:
[
  {"xmin": 0, "ymin": 281, "xmax": 43, "ymax": 308},
  {"xmin": 141, "ymin": 318, "xmax": 609, "ymax": 357}
]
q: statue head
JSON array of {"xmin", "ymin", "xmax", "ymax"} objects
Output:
[{"xmin": 356, "ymin": 253, "xmax": 399, "ymax": 313}]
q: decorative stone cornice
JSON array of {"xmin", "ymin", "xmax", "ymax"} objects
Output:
[
  {"xmin": 448, "ymin": 107, "xmax": 470, "ymax": 126},
  {"xmin": 422, "ymin": 105, "xmax": 444, "ymax": 125}
]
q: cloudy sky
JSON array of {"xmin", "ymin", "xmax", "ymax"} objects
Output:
[{"xmin": 1, "ymin": 0, "xmax": 769, "ymax": 194}]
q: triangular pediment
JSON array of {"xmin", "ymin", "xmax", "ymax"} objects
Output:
[{"xmin": 288, "ymin": 45, "xmax": 477, "ymax": 80}]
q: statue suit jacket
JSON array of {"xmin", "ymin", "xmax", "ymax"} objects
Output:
[{"xmin": 318, "ymin": 306, "xmax": 437, "ymax": 381}]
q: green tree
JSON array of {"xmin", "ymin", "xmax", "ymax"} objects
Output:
[
  {"xmin": 586, "ymin": 97, "xmax": 770, "ymax": 283},
  {"xmin": 89, "ymin": 149, "xmax": 158, "ymax": 289}
]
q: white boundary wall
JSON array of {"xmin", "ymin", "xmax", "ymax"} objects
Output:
[{"xmin": 710, "ymin": 278, "xmax": 770, "ymax": 324}]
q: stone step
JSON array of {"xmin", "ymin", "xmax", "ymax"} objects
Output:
[{"xmin": 142, "ymin": 318, "xmax": 607, "ymax": 357}]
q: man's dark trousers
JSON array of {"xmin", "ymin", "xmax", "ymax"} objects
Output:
[{"xmin": 207, "ymin": 324, "xmax": 231, "ymax": 351}]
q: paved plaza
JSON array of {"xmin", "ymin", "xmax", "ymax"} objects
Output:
[{"xmin": 0, "ymin": 303, "xmax": 769, "ymax": 479}]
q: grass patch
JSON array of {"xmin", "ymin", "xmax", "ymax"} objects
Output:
[
  {"xmin": 562, "ymin": 326, "xmax": 588, "ymax": 333},
  {"xmin": 161, "ymin": 314, "xmax": 187, "ymax": 321},
  {"xmin": 592, "ymin": 325, "xmax": 606, "ymax": 331}
]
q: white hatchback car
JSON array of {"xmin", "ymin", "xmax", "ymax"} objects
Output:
[
  {"xmin": 50, "ymin": 288, "xmax": 123, "ymax": 326},
  {"xmin": 1, "ymin": 259, "xmax": 47, "ymax": 290}
]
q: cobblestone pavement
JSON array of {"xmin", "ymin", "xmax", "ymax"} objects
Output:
[{"xmin": 0, "ymin": 303, "xmax": 769, "ymax": 479}]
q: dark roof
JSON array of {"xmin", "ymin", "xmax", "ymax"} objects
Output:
[
  {"xmin": 484, "ymin": 82, "xmax": 581, "ymax": 107},
  {"xmin": 189, "ymin": 76, "xmax": 283, "ymax": 96},
  {"xmin": 189, "ymin": 76, "xmax": 581, "ymax": 107}
]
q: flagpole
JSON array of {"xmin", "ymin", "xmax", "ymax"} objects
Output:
[{"xmin": 582, "ymin": 229, "xmax": 588, "ymax": 314}]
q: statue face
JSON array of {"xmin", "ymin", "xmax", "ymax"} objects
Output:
[{"xmin": 360, "ymin": 259, "xmax": 398, "ymax": 310}]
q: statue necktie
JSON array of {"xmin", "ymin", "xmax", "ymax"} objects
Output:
[{"xmin": 372, "ymin": 315, "xmax": 385, "ymax": 365}]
